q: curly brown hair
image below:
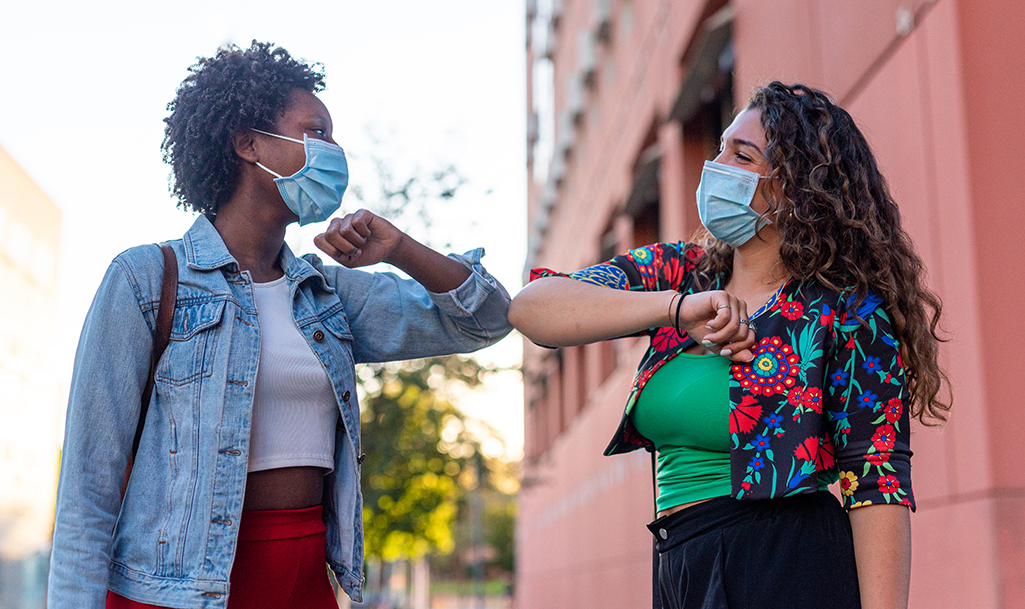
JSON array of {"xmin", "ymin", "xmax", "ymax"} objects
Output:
[
  {"xmin": 694, "ymin": 82, "xmax": 950, "ymax": 424},
  {"xmin": 162, "ymin": 41, "xmax": 326, "ymax": 215}
]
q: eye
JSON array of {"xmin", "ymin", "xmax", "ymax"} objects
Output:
[{"xmin": 736, "ymin": 152, "xmax": 752, "ymax": 162}]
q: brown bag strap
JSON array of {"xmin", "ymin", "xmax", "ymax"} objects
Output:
[{"xmin": 121, "ymin": 243, "xmax": 177, "ymax": 501}]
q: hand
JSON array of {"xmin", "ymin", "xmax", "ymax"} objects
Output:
[
  {"xmin": 314, "ymin": 209, "xmax": 404, "ymax": 268},
  {"xmin": 675, "ymin": 291, "xmax": 756, "ymax": 361}
]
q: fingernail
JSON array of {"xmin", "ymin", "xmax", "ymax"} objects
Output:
[
  {"xmin": 720, "ymin": 349, "xmax": 733, "ymax": 357},
  {"xmin": 702, "ymin": 340, "xmax": 716, "ymax": 347},
  {"xmin": 705, "ymin": 325, "xmax": 714, "ymax": 330}
]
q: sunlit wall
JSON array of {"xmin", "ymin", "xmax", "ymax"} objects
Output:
[{"xmin": 0, "ymin": 144, "xmax": 63, "ymax": 607}]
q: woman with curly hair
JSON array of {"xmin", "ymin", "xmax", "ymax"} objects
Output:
[
  {"xmin": 48, "ymin": 41, "xmax": 512, "ymax": 609},
  {"xmin": 510, "ymin": 82, "xmax": 949, "ymax": 609}
]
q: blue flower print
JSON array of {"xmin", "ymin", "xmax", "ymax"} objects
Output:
[
  {"xmin": 831, "ymin": 370, "xmax": 850, "ymax": 387},
  {"xmin": 763, "ymin": 413, "xmax": 783, "ymax": 429},
  {"xmin": 749, "ymin": 455, "xmax": 765, "ymax": 471},
  {"xmin": 862, "ymin": 356, "xmax": 882, "ymax": 373},
  {"xmin": 857, "ymin": 391, "xmax": 879, "ymax": 409},
  {"xmin": 752, "ymin": 434, "xmax": 771, "ymax": 451}
]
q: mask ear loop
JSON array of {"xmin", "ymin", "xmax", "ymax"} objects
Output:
[
  {"xmin": 250, "ymin": 128, "xmax": 305, "ymax": 179},
  {"xmin": 251, "ymin": 128, "xmax": 305, "ymax": 145},
  {"xmin": 255, "ymin": 162, "xmax": 284, "ymax": 179}
]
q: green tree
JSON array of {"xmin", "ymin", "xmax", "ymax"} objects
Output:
[{"xmin": 358, "ymin": 355, "xmax": 498, "ymax": 562}]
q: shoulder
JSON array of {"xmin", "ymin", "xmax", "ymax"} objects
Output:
[
  {"xmin": 622, "ymin": 242, "xmax": 704, "ymax": 264},
  {"xmin": 110, "ymin": 240, "xmax": 186, "ymax": 304}
]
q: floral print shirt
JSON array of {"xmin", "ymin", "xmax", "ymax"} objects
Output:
[{"xmin": 530, "ymin": 242, "xmax": 914, "ymax": 511}]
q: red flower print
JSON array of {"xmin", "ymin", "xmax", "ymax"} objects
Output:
[
  {"xmin": 872, "ymin": 425, "xmax": 896, "ymax": 453},
  {"xmin": 877, "ymin": 475, "xmax": 901, "ymax": 494},
  {"xmin": 663, "ymin": 258, "xmax": 685, "ymax": 290},
  {"xmin": 741, "ymin": 481, "xmax": 752, "ymax": 491},
  {"xmin": 899, "ymin": 497, "xmax": 913, "ymax": 507},
  {"xmin": 820, "ymin": 304, "xmax": 835, "ymax": 328},
  {"xmin": 787, "ymin": 387, "xmax": 804, "ymax": 407},
  {"xmin": 801, "ymin": 387, "xmax": 823, "ymax": 413},
  {"xmin": 866, "ymin": 452, "xmax": 890, "ymax": 466},
  {"xmin": 817, "ymin": 435, "xmax": 836, "ymax": 470},
  {"xmin": 884, "ymin": 398, "xmax": 903, "ymax": 424},
  {"xmin": 652, "ymin": 327, "xmax": 682, "ymax": 352},
  {"xmin": 636, "ymin": 367, "xmax": 655, "ymax": 388},
  {"xmin": 779, "ymin": 300, "xmax": 804, "ymax": 320},
  {"xmin": 794, "ymin": 436, "xmax": 819, "ymax": 463},
  {"xmin": 731, "ymin": 336, "xmax": 800, "ymax": 396},
  {"xmin": 730, "ymin": 396, "xmax": 763, "ymax": 434}
]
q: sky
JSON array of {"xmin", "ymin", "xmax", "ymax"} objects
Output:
[{"xmin": 0, "ymin": 0, "xmax": 528, "ymax": 459}]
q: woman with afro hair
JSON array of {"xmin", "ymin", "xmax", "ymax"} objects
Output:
[
  {"xmin": 511, "ymin": 82, "xmax": 950, "ymax": 609},
  {"xmin": 48, "ymin": 41, "xmax": 512, "ymax": 609}
]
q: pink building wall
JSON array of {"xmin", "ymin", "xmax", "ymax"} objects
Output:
[{"xmin": 520, "ymin": 1, "xmax": 1025, "ymax": 608}]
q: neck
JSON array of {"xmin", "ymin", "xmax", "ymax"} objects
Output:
[
  {"xmin": 213, "ymin": 185, "xmax": 291, "ymax": 281},
  {"xmin": 727, "ymin": 227, "xmax": 788, "ymax": 294}
]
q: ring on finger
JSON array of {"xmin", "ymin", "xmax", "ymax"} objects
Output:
[
  {"xmin": 717, "ymin": 305, "xmax": 731, "ymax": 310},
  {"xmin": 739, "ymin": 318, "xmax": 750, "ymax": 325}
]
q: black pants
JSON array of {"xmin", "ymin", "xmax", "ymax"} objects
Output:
[{"xmin": 647, "ymin": 492, "xmax": 861, "ymax": 609}]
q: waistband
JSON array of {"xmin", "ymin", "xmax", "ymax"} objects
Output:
[
  {"xmin": 238, "ymin": 505, "xmax": 327, "ymax": 542},
  {"xmin": 646, "ymin": 491, "xmax": 841, "ymax": 552}
]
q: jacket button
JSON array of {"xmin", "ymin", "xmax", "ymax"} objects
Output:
[
  {"xmin": 357, "ymin": 452, "xmax": 366, "ymax": 464},
  {"xmin": 342, "ymin": 390, "xmax": 351, "ymax": 402},
  {"xmin": 313, "ymin": 330, "xmax": 325, "ymax": 342},
  {"xmin": 659, "ymin": 529, "xmax": 667, "ymax": 540}
]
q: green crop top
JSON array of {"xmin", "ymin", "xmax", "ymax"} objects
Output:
[
  {"xmin": 631, "ymin": 353, "xmax": 732, "ymax": 512},
  {"xmin": 633, "ymin": 352, "xmax": 831, "ymax": 512}
]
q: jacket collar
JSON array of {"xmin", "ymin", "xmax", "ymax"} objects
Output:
[
  {"xmin": 183, "ymin": 215, "xmax": 238, "ymax": 271},
  {"xmin": 182, "ymin": 215, "xmax": 331, "ymax": 290}
]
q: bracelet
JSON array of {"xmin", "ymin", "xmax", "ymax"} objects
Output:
[
  {"xmin": 667, "ymin": 293, "xmax": 679, "ymax": 327},
  {"xmin": 673, "ymin": 293, "xmax": 687, "ymax": 339}
]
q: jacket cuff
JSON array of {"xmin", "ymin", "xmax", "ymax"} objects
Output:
[
  {"xmin": 837, "ymin": 452, "xmax": 915, "ymax": 511},
  {"xmin": 428, "ymin": 248, "xmax": 499, "ymax": 316}
]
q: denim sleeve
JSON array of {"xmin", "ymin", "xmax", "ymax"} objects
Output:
[
  {"xmin": 323, "ymin": 248, "xmax": 512, "ymax": 364},
  {"xmin": 48, "ymin": 255, "xmax": 154, "ymax": 608}
]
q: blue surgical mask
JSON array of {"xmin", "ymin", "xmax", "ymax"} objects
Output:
[
  {"xmin": 252, "ymin": 129, "xmax": 349, "ymax": 226},
  {"xmin": 695, "ymin": 160, "xmax": 768, "ymax": 247}
]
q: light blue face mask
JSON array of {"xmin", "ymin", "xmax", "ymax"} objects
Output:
[
  {"xmin": 252, "ymin": 129, "xmax": 349, "ymax": 226},
  {"xmin": 695, "ymin": 160, "xmax": 768, "ymax": 247}
]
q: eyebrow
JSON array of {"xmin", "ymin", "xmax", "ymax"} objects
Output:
[{"xmin": 731, "ymin": 138, "xmax": 764, "ymax": 156}]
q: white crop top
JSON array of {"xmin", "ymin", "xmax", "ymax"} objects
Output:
[{"xmin": 248, "ymin": 275, "xmax": 338, "ymax": 473}]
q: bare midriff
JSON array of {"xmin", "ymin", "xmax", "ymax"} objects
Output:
[{"xmin": 243, "ymin": 466, "xmax": 327, "ymax": 511}]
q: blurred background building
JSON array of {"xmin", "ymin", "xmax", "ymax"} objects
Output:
[
  {"xmin": 519, "ymin": 0, "xmax": 1025, "ymax": 608},
  {"xmin": 0, "ymin": 144, "xmax": 63, "ymax": 609}
]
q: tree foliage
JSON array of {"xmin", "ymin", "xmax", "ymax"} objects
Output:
[{"xmin": 358, "ymin": 356, "xmax": 498, "ymax": 562}]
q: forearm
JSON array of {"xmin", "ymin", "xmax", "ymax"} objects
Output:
[
  {"xmin": 386, "ymin": 233, "xmax": 471, "ymax": 293},
  {"xmin": 509, "ymin": 276, "xmax": 675, "ymax": 346},
  {"xmin": 848, "ymin": 504, "xmax": 911, "ymax": 609}
]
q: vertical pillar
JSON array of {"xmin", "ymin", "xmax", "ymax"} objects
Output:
[{"xmin": 657, "ymin": 120, "xmax": 687, "ymax": 241}]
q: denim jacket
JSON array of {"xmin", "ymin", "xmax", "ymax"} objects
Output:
[{"xmin": 48, "ymin": 215, "xmax": 512, "ymax": 608}]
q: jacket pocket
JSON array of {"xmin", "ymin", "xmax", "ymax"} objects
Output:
[
  {"xmin": 319, "ymin": 307, "xmax": 354, "ymax": 341},
  {"xmin": 155, "ymin": 299, "xmax": 227, "ymax": 385}
]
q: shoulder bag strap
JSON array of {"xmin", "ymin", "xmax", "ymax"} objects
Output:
[{"xmin": 120, "ymin": 243, "xmax": 177, "ymax": 501}]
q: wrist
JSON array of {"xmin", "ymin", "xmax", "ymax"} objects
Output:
[
  {"xmin": 666, "ymin": 292, "xmax": 680, "ymax": 327},
  {"xmin": 382, "ymin": 232, "xmax": 414, "ymax": 268}
]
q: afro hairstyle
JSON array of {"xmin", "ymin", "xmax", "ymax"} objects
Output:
[{"xmin": 161, "ymin": 41, "xmax": 326, "ymax": 215}]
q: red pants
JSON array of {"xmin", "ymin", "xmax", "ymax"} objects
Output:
[{"xmin": 106, "ymin": 505, "xmax": 338, "ymax": 609}]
